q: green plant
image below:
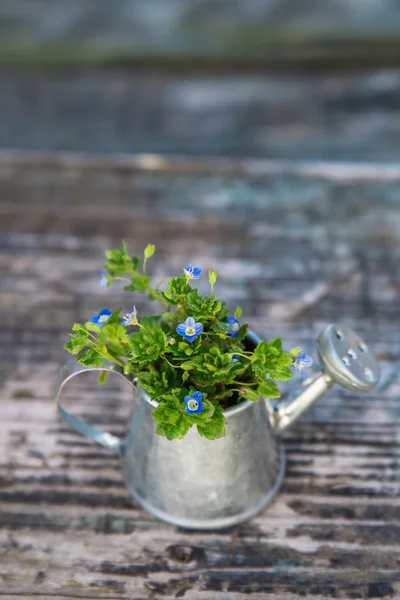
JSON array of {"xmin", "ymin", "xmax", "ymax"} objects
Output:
[{"xmin": 64, "ymin": 243, "xmax": 312, "ymax": 440}]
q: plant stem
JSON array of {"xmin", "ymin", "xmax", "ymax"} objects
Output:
[
  {"xmin": 231, "ymin": 352, "xmax": 252, "ymax": 361},
  {"xmin": 145, "ymin": 283, "xmax": 169, "ymax": 310},
  {"xmin": 161, "ymin": 354, "xmax": 181, "ymax": 369},
  {"xmin": 87, "ymin": 341, "xmax": 125, "ymax": 368}
]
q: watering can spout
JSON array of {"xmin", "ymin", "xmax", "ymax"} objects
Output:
[
  {"xmin": 272, "ymin": 371, "xmax": 333, "ymax": 432},
  {"xmin": 271, "ymin": 323, "xmax": 379, "ymax": 433}
]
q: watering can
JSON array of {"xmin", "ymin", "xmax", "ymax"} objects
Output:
[{"xmin": 56, "ymin": 324, "xmax": 379, "ymax": 530}]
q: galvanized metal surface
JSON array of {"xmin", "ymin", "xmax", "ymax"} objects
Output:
[{"xmin": 0, "ymin": 153, "xmax": 399, "ymax": 598}]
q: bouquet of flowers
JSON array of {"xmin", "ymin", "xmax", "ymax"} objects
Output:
[{"xmin": 64, "ymin": 243, "xmax": 312, "ymax": 440}]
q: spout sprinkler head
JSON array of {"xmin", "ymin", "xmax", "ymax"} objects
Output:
[{"xmin": 317, "ymin": 324, "xmax": 379, "ymax": 392}]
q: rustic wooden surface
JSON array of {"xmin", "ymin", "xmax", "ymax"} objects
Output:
[
  {"xmin": 1, "ymin": 69, "xmax": 400, "ymax": 161},
  {"xmin": 0, "ymin": 152, "xmax": 399, "ymax": 599},
  {"xmin": 1, "ymin": 0, "xmax": 400, "ymax": 70}
]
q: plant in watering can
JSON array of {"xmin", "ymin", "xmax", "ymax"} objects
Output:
[
  {"xmin": 59, "ymin": 242, "xmax": 379, "ymax": 529},
  {"xmin": 64, "ymin": 243, "xmax": 312, "ymax": 441}
]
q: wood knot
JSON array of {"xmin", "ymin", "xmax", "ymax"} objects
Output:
[{"xmin": 167, "ymin": 544, "xmax": 206, "ymax": 565}]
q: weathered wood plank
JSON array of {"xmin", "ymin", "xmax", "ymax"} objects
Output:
[
  {"xmin": 1, "ymin": 68, "xmax": 400, "ymax": 161},
  {"xmin": 0, "ymin": 154, "xmax": 399, "ymax": 598},
  {"xmin": 1, "ymin": 0, "xmax": 400, "ymax": 72}
]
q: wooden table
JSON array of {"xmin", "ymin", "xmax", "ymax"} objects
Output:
[{"xmin": 0, "ymin": 153, "xmax": 399, "ymax": 599}]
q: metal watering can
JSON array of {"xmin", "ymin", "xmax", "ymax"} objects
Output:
[{"xmin": 56, "ymin": 324, "xmax": 379, "ymax": 530}]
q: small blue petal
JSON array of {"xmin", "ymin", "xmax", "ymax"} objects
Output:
[
  {"xmin": 99, "ymin": 269, "xmax": 107, "ymax": 288},
  {"xmin": 192, "ymin": 391, "xmax": 203, "ymax": 402},
  {"xmin": 185, "ymin": 316, "xmax": 195, "ymax": 328},
  {"xmin": 185, "ymin": 401, "xmax": 204, "ymax": 415},
  {"xmin": 231, "ymin": 355, "xmax": 240, "ymax": 362},
  {"xmin": 184, "ymin": 333, "xmax": 198, "ymax": 343},
  {"xmin": 194, "ymin": 322, "xmax": 203, "ymax": 336},
  {"xmin": 176, "ymin": 323, "xmax": 187, "ymax": 336},
  {"xmin": 295, "ymin": 353, "xmax": 313, "ymax": 372},
  {"xmin": 227, "ymin": 316, "xmax": 240, "ymax": 338},
  {"xmin": 183, "ymin": 264, "xmax": 202, "ymax": 279},
  {"xmin": 89, "ymin": 308, "xmax": 112, "ymax": 327},
  {"xmin": 184, "ymin": 391, "xmax": 204, "ymax": 414}
]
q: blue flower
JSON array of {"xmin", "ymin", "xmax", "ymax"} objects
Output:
[
  {"xmin": 295, "ymin": 353, "xmax": 313, "ymax": 372},
  {"xmin": 176, "ymin": 316, "xmax": 203, "ymax": 342},
  {"xmin": 227, "ymin": 316, "xmax": 240, "ymax": 338},
  {"xmin": 231, "ymin": 355, "xmax": 240, "ymax": 363},
  {"xmin": 121, "ymin": 306, "xmax": 137, "ymax": 326},
  {"xmin": 89, "ymin": 308, "xmax": 112, "ymax": 327},
  {"xmin": 99, "ymin": 269, "xmax": 108, "ymax": 288},
  {"xmin": 184, "ymin": 391, "xmax": 204, "ymax": 415},
  {"xmin": 183, "ymin": 264, "xmax": 202, "ymax": 279}
]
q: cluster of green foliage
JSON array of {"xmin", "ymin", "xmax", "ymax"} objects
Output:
[{"xmin": 64, "ymin": 243, "xmax": 301, "ymax": 440}]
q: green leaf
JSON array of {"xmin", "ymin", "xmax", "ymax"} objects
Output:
[
  {"xmin": 121, "ymin": 240, "xmax": 129, "ymax": 256},
  {"xmin": 104, "ymin": 253, "xmax": 131, "ymax": 277},
  {"xmin": 185, "ymin": 290, "xmax": 228, "ymax": 321},
  {"xmin": 123, "ymin": 362, "xmax": 132, "ymax": 375},
  {"xmin": 138, "ymin": 365, "xmax": 174, "ymax": 399},
  {"xmin": 153, "ymin": 392, "xmax": 191, "ymax": 440},
  {"xmin": 98, "ymin": 370, "xmax": 109, "ymax": 385},
  {"xmin": 161, "ymin": 312, "xmax": 174, "ymax": 323},
  {"xmin": 128, "ymin": 317, "xmax": 167, "ymax": 368},
  {"xmin": 144, "ymin": 244, "xmax": 155, "ymax": 259},
  {"xmin": 132, "ymin": 255, "xmax": 140, "ymax": 271},
  {"xmin": 252, "ymin": 338, "xmax": 294, "ymax": 383},
  {"xmin": 234, "ymin": 323, "xmax": 249, "ymax": 343},
  {"xmin": 77, "ymin": 349, "xmax": 104, "ymax": 367},
  {"xmin": 258, "ymin": 380, "xmax": 281, "ymax": 399},
  {"xmin": 239, "ymin": 388, "xmax": 260, "ymax": 402},
  {"xmin": 180, "ymin": 361, "xmax": 196, "ymax": 371},
  {"xmin": 168, "ymin": 274, "xmax": 190, "ymax": 297},
  {"xmin": 124, "ymin": 273, "xmax": 151, "ymax": 294},
  {"xmin": 98, "ymin": 323, "xmax": 128, "ymax": 347},
  {"xmin": 197, "ymin": 407, "xmax": 226, "ymax": 440},
  {"xmin": 64, "ymin": 326, "xmax": 89, "ymax": 355},
  {"xmin": 268, "ymin": 337, "xmax": 283, "ymax": 351},
  {"xmin": 155, "ymin": 418, "xmax": 191, "ymax": 440},
  {"xmin": 85, "ymin": 322, "xmax": 101, "ymax": 333},
  {"xmin": 211, "ymin": 322, "xmax": 230, "ymax": 335},
  {"xmin": 64, "ymin": 337, "xmax": 86, "ymax": 355},
  {"xmin": 268, "ymin": 366, "xmax": 293, "ymax": 381},
  {"xmin": 234, "ymin": 306, "xmax": 243, "ymax": 319}
]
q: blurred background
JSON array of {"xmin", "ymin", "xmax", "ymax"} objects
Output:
[
  {"xmin": 1, "ymin": 2, "xmax": 400, "ymax": 596},
  {"xmin": 1, "ymin": 0, "xmax": 399, "ymax": 355},
  {"xmin": 1, "ymin": 0, "xmax": 400, "ymax": 159}
]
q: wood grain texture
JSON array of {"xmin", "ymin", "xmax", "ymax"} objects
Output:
[
  {"xmin": 1, "ymin": 0, "xmax": 400, "ymax": 71},
  {"xmin": 1, "ymin": 69, "xmax": 400, "ymax": 161},
  {"xmin": 0, "ymin": 153, "xmax": 399, "ymax": 598}
]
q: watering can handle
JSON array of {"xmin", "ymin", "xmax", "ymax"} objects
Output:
[{"xmin": 55, "ymin": 360, "xmax": 136, "ymax": 456}]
